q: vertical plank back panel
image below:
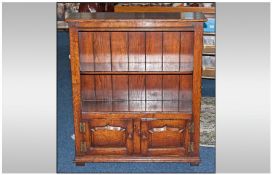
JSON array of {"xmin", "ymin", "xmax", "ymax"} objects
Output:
[
  {"xmin": 179, "ymin": 75, "xmax": 193, "ymax": 101},
  {"xmin": 180, "ymin": 32, "xmax": 194, "ymax": 71},
  {"xmin": 146, "ymin": 75, "xmax": 162, "ymax": 111},
  {"xmin": 93, "ymin": 32, "xmax": 111, "ymax": 71},
  {"xmin": 128, "ymin": 32, "xmax": 145, "ymax": 71},
  {"xmin": 112, "ymin": 75, "xmax": 128, "ymax": 100},
  {"xmin": 129, "ymin": 75, "xmax": 145, "ymax": 100},
  {"xmin": 111, "ymin": 32, "xmax": 128, "ymax": 71},
  {"xmin": 112, "ymin": 75, "xmax": 129, "ymax": 111},
  {"xmin": 79, "ymin": 32, "xmax": 94, "ymax": 71},
  {"xmin": 146, "ymin": 75, "xmax": 162, "ymax": 100},
  {"xmin": 179, "ymin": 75, "xmax": 193, "ymax": 113},
  {"xmin": 146, "ymin": 32, "xmax": 162, "ymax": 71},
  {"xmin": 81, "ymin": 75, "xmax": 95, "ymax": 100},
  {"xmin": 129, "ymin": 75, "xmax": 146, "ymax": 111},
  {"xmin": 95, "ymin": 75, "xmax": 112, "ymax": 101},
  {"xmin": 163, "ymin": 75, "xmax": 179, "ymax": 100},
  {"xmin": 163, "ymin": 75, "xmax": 179, "ymax": 111},
  {"xmin": 162, "ymin": 32, "xmax": 180, "ymax": 71}
]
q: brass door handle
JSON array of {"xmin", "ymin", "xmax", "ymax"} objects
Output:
[{"xmin": 91, "ymin": 124, "xmax": 125, "ymax": 132}]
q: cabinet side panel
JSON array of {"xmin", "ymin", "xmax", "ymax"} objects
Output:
[
  {"xmin": 163, "ymin": 32, "xmax": 180, "ymax": 71},
  {"xmin": 180, "ymin": 32, "xmax": 194, "ymax": 71},
  {"xmin": 111, "ymin": 32, "xmax": 128, "ymax": 71},
  {"xmin": 192, "ymin": 23, "xmax": 203, "ymax": 157},
  {"xmin": 146, "ymin": 32, "xmax": 162, "ymax": 71},
  {"xmin": 69, "ymin": 28, "xmax": 83, "ymax": 156},
  {"xmin": 93, "ymin": 32, "xmax": 111, "ymax": 71},
  {"xmin": 128, "ymin": 32, "xmax": 145, "ymax": 71},
  {"xmin": 79, "ymin": 32, "xmax": 94, "ymax": 71}
]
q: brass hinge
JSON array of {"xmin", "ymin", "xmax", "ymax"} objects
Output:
[
  {"xmin": 80, "ymin": 142, "xmax": 87, "ymax": 153},
  {"xmin": 189, "ymin": 142, "xmax": 194, "ymax": 153},
  {"xmin": 79, "ymin": 122, "xmax": 86, "ymax": 133}
]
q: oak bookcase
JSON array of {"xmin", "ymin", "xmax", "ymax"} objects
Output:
[{"xmin": 66, "ymin": 12, "xmax": 206, "ymax": 166}]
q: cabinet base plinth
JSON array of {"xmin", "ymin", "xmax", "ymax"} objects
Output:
[{"xmin": 75, "ymin": 155, "xmax": 200, "ymax": 163}]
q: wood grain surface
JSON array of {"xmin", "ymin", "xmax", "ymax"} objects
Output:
[{"xmin": 68, "ymin": 13, "xmax": 204, "ymax": 165}]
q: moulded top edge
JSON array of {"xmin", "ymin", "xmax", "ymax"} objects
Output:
[{"xmin": 65, "ymin": 12, "xmax": 207, "ymax": 22}]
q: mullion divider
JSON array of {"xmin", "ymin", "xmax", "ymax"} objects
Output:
[
  {"xmin": 162, "ymin": 31, "xmax": 164, "ymax": 72},
  {"xmin": 92, "ymin": 32, "xmax": 97, "ymax": 101},
  {"xmin": 178, "ymin": 75, "xmax": 181, "ymax": 112},
  {"xmin": 144, "ymin": 32, "xmax": 147, "ymax": 111},
  {"xmin": 128, "ymin": 75, "xmax": 130, "ymax": 112},
  {"xmin": 161, "ymin": 32, "xmax": 164, "ymax": 112},
  {"xmin": 92, "ymin": 32, "xmax": 96, "ymax": 71},
  {"xmin": 109, "ymin": 32, "xmax": 112, "ymax": 72},
  {"xmin": 178, "ymin": 32, "xmax": 181, "ymax": 111},
  {"xmin": 145, "ymin": 75, "xmax": 146, "ymax": 112},
  {"xmin": 144, "ymin": 32, "xmax": 146, "ymax": 72},
  {"xmin": 127, "ymin": 32, "xmax": 130, "ymax": 112}
]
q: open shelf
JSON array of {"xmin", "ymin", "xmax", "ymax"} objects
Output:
[
  {"xmin": 80, "ymin": 74, "xmax": 193, "ymax": 114},
  {"xmin": 79, "ymin": 31, "xmax": 194, "ymax": 73},
  {"xmin": 80, "ymin": 62, "xmax": 193, "ymax": 72},
  {"xmin": 78, "ymin": 31, "xmax": 194, "ymax": 116},
  {"xmin": 81, "ymin": 71, "xmax": 192, "ymax": 75},
  {"xmin": 82, "ymin": 100, "xmax": 192, "ymax": 113}
]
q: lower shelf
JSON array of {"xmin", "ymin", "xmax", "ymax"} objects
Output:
[
  {"xmin": 74, "ymin": 155, "xmax": 200, "ymax": 163},
  {"xmin": 81, "ymin": 112, "xmax": 192, "ymax": 120},
  {"xmin": 82, "ymin": 100, "xmax": 192, "ymax": 113}
]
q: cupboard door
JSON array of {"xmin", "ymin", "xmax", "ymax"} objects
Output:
[
  {"xmin": 85, "ymin": 119, "xmax": 133, "ymax": 155},
  {"xmin": 141, "ymin": 119, "xmax": 190, "ymax": 156}
]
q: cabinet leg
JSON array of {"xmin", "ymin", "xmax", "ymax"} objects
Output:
[
  {"xmin": 190, "ymin": 162, "xmax": 199, "ymax": 166},
  {"xmin": 75, "ymin": 162, "xmax": 85, "ymax": 166}
]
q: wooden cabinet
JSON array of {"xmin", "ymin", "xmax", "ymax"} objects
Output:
[{"xmin": 66, "ymin": 12, "xmax": 206, "ymax": 166}]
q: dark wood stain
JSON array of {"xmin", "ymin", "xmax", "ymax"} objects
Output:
[{"xmin": 67, "ymin": 12, "xmax": 205, "ymax": 165}]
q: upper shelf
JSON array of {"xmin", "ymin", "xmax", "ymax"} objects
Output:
[{"xmin": 66, "ymin": 12, "xmax": 207, "ymax": 23}]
